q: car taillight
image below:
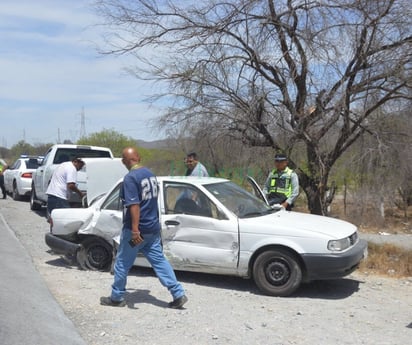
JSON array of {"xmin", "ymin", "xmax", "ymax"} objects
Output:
[{"xmin": 21, "ymin": 172, "xmax": 32, "ymax": 178}]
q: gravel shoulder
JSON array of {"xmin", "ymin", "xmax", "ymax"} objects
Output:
[{"xmin": 1, "ymin": 198, "xmax": 412, "ymax": 345}]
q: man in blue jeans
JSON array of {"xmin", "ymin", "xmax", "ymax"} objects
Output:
[{"xmin": 100, "ymin": 147, "xmax": 187, "ymax": 309}]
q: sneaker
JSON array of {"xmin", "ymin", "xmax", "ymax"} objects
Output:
[
  {"xmin": 168, "ymin": 295, "xmax": 188, "ymax": 309},
  {"xmin": 100, "ymin": 296, "xmax": 126, "ymax": 307}
]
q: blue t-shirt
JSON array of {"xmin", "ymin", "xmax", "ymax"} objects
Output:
[{"xmin": 121, "ymin": 167, "xmax": 160, "ymax": 234}]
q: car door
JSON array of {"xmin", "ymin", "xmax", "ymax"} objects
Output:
[
  {"xmin": 33, "ymin": 148, "xmax": 53, "ymax": 201},
  {"xmin": 159, "ymin": 180, "xmax": 240, "ymax": 274},
  {"xmin": 246, "ymin": 176, "xmax": 270, "ymax": 206}
]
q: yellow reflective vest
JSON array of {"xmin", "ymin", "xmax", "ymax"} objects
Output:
[{"xmin": 268, "ymin": 167, "xmax": 293, "ymax": 198}]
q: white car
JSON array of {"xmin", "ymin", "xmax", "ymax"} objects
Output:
[
  {"xmin": 46, "ymin": 176, "xmax": 367, "ymax": 296},
  {"xmin": 4, "ymin": 156, "xmax": 41, "ymax": 200}
]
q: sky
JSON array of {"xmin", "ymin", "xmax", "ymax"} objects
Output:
[{"xmin": 0, "ymin": 0, "xmax": 166, "ymax": 149}]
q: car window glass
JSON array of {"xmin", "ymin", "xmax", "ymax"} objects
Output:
[
  {"xmin": 204, "ymin": 181, "xmax": 272, "ymax": 218},
  {"xmin": 164, "ymin": 183, "xmax": 218, "ymax": 218},
  {"xmin": 10, "ymin": 160, "xmax": 20, "ymax": 170},
  {"xmin": 53, "ymin": 148, "xmax": 112, "ymax": 164},
  {"xmin": 26, "ymin": 158, "xmax": 40, "ymax": 169},
  {"xmin": 41, "ymin": 150, "xmax": 52, "ymax": 166},
  {"xmin": 101, "ymin": 183, "xmax": 122, "ymax": 211}
]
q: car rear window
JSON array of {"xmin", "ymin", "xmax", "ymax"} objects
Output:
[
  {"xmin": 26, "ymin": 158, "xmax": 40, "ymax": 169},
  {"xmin": 53, "ymin": 148, "xmax": 112, "ymax": 164}
]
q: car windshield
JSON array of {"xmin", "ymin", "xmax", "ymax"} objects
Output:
[{"xmin": 204, "ymin": 181, "xmax": 273, "ymax": 218}]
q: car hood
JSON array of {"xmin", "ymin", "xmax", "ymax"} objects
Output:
[
  {"xmin": 240, "ymin": 210, "xmax": 357, "ymax": 239},
  {"xmin": 76, "ymin": 158, "xmax": 127, "ymax": 204}
]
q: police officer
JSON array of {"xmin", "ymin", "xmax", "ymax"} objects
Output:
[
  {"xmin": 0, "ymin": 159, "xmax": 7, "ymax": 199},
  {"xmin": 263, "ymin": 153, "xmax": 299, "ymax": 210}
]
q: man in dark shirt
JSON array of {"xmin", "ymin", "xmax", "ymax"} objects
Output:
[{"xmin": 100, "ymin": 147, "xmax": 187, "ymax": 309}]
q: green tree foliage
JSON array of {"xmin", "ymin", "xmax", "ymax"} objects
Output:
[
  {"xmin": 76, "ymin": 129, "xmax": 181, "ymax": 173},
  {"xmin": 4, "ymin": 141, "xmax": 52, "ymax": 164},
  {"xmin": 77, "ymin": 129, "xmax": 136, "ymax": 157}
]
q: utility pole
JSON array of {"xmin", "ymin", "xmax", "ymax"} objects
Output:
[
  {"xmin": 80, "ymin": 107, "xmax": 86, "ymax": 139},
  {"xmin": 57, "ymin": 128, "xmax": 61, "ymax": 144}
]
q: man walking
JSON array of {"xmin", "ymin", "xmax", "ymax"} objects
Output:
[{"xmin": 100, "ymin": 147, "xmax": 187, "ymax": 309}]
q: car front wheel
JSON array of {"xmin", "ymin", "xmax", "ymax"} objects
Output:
[
  {"xmin": 30, "ymin": 184, "xmax": 42, "ymax": 210},
  {"xmin": 253, "ymin": 249, "xmax": 302, "ymax": 297}
]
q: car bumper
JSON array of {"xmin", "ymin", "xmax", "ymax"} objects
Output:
[
  {"xmin": 45, "ymin": 233, "xmax": 81, "ymax": 256},
  {"xmin": 17, "ymin": 178, "xmax": 33, "ymax": 195},
  {"xmin": 301, "ymin": 239, "xmax": 368, "ymax": 281}
]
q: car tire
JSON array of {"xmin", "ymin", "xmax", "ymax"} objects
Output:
[
  {"xmin": 77, "ymin": 237, "xmax": 113, "ymax": 271},
  {"xmin": 30, "ymin": 184, "xmax": 42, "ymax": 210},
  {"xmin": 253, "ymin": 248, "xmax": 302, "ymax": 297},
  {"xmin": 12, "ymin": 181, "xmax": 21, "ymax": 201}
]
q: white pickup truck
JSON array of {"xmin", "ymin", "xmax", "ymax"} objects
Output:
[{"xmin": 30, "ymin": 144, "xmax": 117, "ymax": 210}]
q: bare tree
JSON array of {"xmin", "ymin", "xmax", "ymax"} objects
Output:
[{"xmin": 95, "ymin": 0, "xmax": 412, "ymax": 214}]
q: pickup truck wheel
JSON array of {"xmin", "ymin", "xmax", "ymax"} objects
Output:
[
  {"xmin": 12, "ymin": 181, "xmax": 21, "ymax": 201},
  {"xmin": 30, "ymin": 184, "xmax": 42, "ymax": 210},
  {"xmin": 77, "ymin": 237, "xmax": 113, "ymax": 271},
  {"xmin": 253, "ymin": 249, "xmax": 302, "ymax": 297}
]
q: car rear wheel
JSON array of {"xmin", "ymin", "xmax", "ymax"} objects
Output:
[
  {"xmin": 30, "ymin": 184, "xmax": 42, "ymax": 210},
  {"xmin": 12, "ymin": 181, "xmax": 21, "ymax": 201},
  {"xmin": 253, "ymin": 249, "xmax": 302, "ymax": 297},
  {"xmin": 77, "ymin": 237, "xmax": 113, "ymax": 271}
]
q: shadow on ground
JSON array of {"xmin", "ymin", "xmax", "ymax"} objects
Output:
[
  {"xmin": 128, "ymin": 266, "xmax": 361, "ymax": 300},
  {"xmin": 44, "ymin": 256, "xmax": 361, "ymax": 300}
]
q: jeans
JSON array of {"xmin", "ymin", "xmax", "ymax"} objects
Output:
[
  {"xmin": 0, "ymin": 175, "xmax": 5, "ymax": 197},
  {"xmin": 111, "ymin": 228, "xmax": 185, "ymax": 302},
  {"xmin": 47, "ymin": 195, "xmax": 70, "ymax": 219}
]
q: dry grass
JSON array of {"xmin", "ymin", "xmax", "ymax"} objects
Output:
[
  {"xmin": 328, "ymin": 202, "xmax": 412, "ymax": 235},
  {"xmin": 359, "ymin": 243, "xmax": 412, "ymax": 277}
]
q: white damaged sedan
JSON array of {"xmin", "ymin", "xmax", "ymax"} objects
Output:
[{"xmin": 46, "ymin": 176, "xmax": 367, "ymax": 296}]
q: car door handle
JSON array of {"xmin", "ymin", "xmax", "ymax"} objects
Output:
[{"xmin": 165, "ymin": 220, "xmax": 180, "ymax": 226}]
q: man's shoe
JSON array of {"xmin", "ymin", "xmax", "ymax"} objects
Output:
[
  {"xmin": 169, "ymin": 295, "xmax": 188, "ymax": 309},
  {"xmin": 100, "ymin": 296, "xmax": 126, "ymax": 307}
]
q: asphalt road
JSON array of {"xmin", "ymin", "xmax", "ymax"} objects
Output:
[{"xmin": 0, "ymin": 211, "xmax": 87, "ymax": 345}]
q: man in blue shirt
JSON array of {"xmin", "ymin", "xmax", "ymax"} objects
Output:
[{"xmin": 100, "ymin": 147, "xmax": 187, "ymax": 309}]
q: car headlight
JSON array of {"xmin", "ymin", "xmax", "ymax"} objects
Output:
[{"xmin": 328, "ymin": 237, "xmax": 351, "ymax": 251}]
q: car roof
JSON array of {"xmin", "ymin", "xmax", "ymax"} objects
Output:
[
  {"xmin": 51, "ymin": 144, "xmax": 112, "ymax": 151},
  {"xmin": 157, "ymin": 176, "xmax": 229, "ymax": 185},
  {"xmin": 19, "ymin": 155, "xmax": 42, "ymax": 160}
]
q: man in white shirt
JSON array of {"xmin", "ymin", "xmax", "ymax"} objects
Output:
[
  {"xmin": 46, "ymin": 158, "xmax": 85, "ymax": 220},
  {"xmin": 185, "ymin": 152, "xmax": 209, "ymax": 177}
]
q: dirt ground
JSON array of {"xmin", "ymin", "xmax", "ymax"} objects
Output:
[{"xmin": 1, "ymin": 198, "xmax": 412, "ymax": 345}]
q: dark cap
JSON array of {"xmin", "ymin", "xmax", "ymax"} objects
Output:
[{"xmin": 274, "ymin": 153, "xmax": 287, "ymax": 162}]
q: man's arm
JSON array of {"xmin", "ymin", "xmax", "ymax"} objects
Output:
[
  {"xmin": 129, "ymin": 204, "xmax": 144, "ymax": 244},
  {"xmin": 67, "ymin": 182, "xmax": 85, "ymax": 198},
  {"xmin": 285, "ymin": 173, "xmax": 300, "ymax": 206}
]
